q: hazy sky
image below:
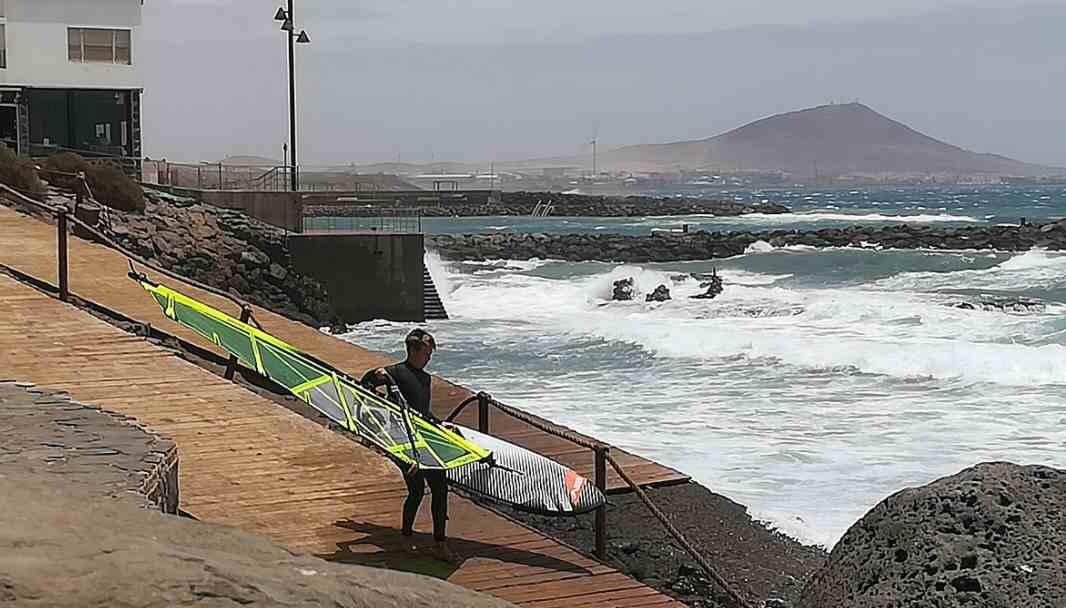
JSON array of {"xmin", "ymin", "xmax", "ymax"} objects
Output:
[{"xmin": 143, "ymin": 0, "xmax": 1066, "ymax": 167}]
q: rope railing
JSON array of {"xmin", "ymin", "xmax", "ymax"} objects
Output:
[
  {"xmin": 446, "ymin": 389, "xmax": 749, "ymax": 607},
  {"xmin": 447, "ymin": 392, "xmax": 605, "ymax": 451},
  {"xmin": 606, "ymin": 451, "xmax": 751, "ymax": 608}
]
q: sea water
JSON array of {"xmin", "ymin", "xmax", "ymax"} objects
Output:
[{"xmin": 338, "ymin": 185, "xmax": 1066, "ymax": 549}]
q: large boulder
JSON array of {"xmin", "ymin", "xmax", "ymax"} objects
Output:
[{"xmin": 798, "ymin": 462, "xmax": 1066, "ymax": 608}]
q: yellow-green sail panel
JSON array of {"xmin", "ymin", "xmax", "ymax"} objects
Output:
[{"xmin": 132, "ymin": 278, "xmax": 490, "ymax": 470}]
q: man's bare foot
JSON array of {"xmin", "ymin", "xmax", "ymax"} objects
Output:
[{"xmin": 432, "ymin": 540, "xmax": 461, "ymax": 564}]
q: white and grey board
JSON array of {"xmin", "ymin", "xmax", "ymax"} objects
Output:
[{"xmin": 443, "ymin": 425, "xmax": 606, "ymax": 516}]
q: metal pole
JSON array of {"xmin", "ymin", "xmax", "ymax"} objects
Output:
[
  {"xmin": 57, "ymin": 211, "xmax": 69, "ymax": 302},
  {"xmin": 218, "ymin": 162, "xmax": 223, "ymax": 190},
  {"xmin": 477, "ymin": 393, "xmax": 490, "ymax": 434},
  {"xmin": 594, "ymin": 445, "xmax": 608, "ymax": 560},
  {"xmin": 224, "ymin": 308, "xmax": 253, "ymax": 379},
  {"xmin": 287, "ymin": 0, "xmax": 298, "ymax": 192}
]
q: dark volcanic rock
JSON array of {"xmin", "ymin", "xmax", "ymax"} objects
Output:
[
  {"xmin": 513, "ymin": 482, "xmax": 827, "ymax": 608},
  {"xmin": 691, "ymin": 270, "xmax": 724, "ymax": 300},
  {"xmin": 949, "ymin": 296, "xmax": 1047, "ymax": 314},
  {"xmin": 798, "ymin": 462, "xmax": 1066, "ymax": 608},
  {"xmin": 612, "ymin": 277, "xmax": 635, "ymax": 301},
  {"xmin": 646, "ymin": 284, "xmax": 671, "ymax": 302}
]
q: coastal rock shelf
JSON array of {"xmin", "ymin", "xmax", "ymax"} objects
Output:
[
  {"xmin": 429, "ymin": 219, "xmax": 1066, "ymax": 262},
  {"xmin": 304, "ymin": 191, "xmax": 790, "ymax": 218}
]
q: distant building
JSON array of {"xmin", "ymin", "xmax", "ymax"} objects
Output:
[
  {"xmin": 0, "ymin": 0, "xmax": 143, "ymax": 161},
  {"xmin": 540, "ymin": 167, "xmax": 572, "ymax": 178}
]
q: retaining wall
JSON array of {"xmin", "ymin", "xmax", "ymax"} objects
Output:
[{"xmin": 288, "ymin": 232, "xmax": 425, "ymax": 323}]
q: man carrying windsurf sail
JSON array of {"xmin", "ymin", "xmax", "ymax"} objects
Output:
[{"xmin": 359, "ymin": 328, "xmax": 458, "ymax": 564}]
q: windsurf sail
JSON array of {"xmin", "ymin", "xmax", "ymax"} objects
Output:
[{"xmin": 130, "ymin": 273, "xmax": 491, "ymax": 470}]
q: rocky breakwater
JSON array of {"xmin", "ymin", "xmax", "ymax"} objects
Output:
[
  {"xmin": 305, "ymin": 191, "xmax": 790, "ymax": 218},
  {"xmin": 91, "ymin": 189, "xmax": 341, "ymax": 327},
  {"xmin": 429, "ymin": 219, "xmax": 1066, "ymax": 262},
  {"xmin": 799, "ymin": 462, "xmax": 1066, "ymax": 608}
]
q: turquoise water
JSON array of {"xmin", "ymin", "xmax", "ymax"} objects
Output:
[{"xmin": 338, "ymin": 185, "xmax": 1066, "ymax": 548}]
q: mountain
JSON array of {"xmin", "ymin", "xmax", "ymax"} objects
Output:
[{"xmin": 601, "ymin": 103, "xmax": 1062, "ymax": 178}]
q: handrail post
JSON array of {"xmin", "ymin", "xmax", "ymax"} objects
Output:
[
  {"xmin": 74, "ymin": 179, "xmax": 84, "ymax": 216},
  {"xmin": 224, "ymin": 307, "xmax": 253, "ymax": 379},
  {"xmin": 477, "ymin": 392, "xmax": 490, "ymax": 434},
  {"xmin": 594, "ymin": 444, "xmax": 609, "ymax": 560},
  {"xmin": 57, "ymin": 210, "xmax": 69, "ymax": 302}
]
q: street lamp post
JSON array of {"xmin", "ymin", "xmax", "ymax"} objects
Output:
[{"xmin": 275, "ymin": 4, "xmax": 310, "ymax": 192}]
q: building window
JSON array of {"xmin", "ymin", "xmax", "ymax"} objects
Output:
[
  {"xmin": 0, "ymin": 25, "xmax": 6, "ymax": 69},
  {"xmin": 68, "ymin": 28, "xmax": 132, "ymax": 65}
]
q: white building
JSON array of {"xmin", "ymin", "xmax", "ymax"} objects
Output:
[{"xmin": 0, "ymin": 0, "xmax": 144, "ymax": 160}]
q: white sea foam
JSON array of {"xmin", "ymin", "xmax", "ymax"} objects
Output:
[
  {"xmin": 722, "ymin": 212, "xmax": 982, "ymax": 224},
  {"xmin": 445, "ymin": 262, "xmax": 1066, "ymax": 387},
  {"xmin": 745, "ymin": 240, "xmax": 775, "ymax": 254},
  {"xmin": 424, "ymin": 250, "xmax": 456, "ymax": 300},
  {"xmin": 347, "ymin": 249, "xmax": 1066, "ymax": 550}
]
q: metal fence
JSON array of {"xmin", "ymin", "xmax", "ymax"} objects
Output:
[
  {"xmin": 301, "ymin": 207, "xmax": 423, "ymax": 234},
  {"xmin": 144, "ymin": 160, "xmax": 292, "ymax": 191},
  {"xmin": 143, "ymin": 160, "xmax": 368, "ymax": 192}
]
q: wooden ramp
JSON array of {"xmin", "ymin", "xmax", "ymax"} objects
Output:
[
  {"xmin": 0, "ymin": 274, "xmax": 682, "ymax": 607},
  {"xmin": 0, "ymin": 203, "xmax": 688, "ymax": 491}
]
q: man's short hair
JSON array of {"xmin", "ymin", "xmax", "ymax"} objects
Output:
[{"xmin": 405, "ymin": 328, "xmax": 436, "ymax": 351}]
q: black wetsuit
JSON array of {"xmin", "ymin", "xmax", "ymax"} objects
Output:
[{"xmin": 361, "ymin": 361, "xmax": 448, "ymax": 541}]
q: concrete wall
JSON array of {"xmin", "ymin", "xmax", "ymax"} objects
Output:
[
  {"xmin": 2, "ymin": 0, "xmax": 144, "ymax": 90},
  {"xmin": 288, "ymin": 233, "xmax": 425, "ymax": 323},
  {"xmin": 147, "ymin": 185, "xmax": 303, "ymax": 233}
]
